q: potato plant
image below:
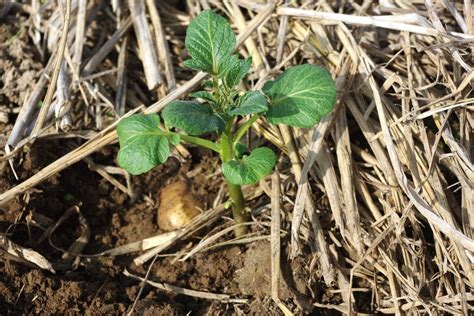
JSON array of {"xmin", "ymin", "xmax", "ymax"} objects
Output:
[{"xmin": 116, "ymin": 10, "xmax": 336, "ymax": 236}]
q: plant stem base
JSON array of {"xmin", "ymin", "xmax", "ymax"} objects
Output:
[{"xmin": 226, "ymin": 181, "xmax": 249, "ymax": 237}]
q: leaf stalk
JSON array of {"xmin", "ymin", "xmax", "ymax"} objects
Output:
[
  {"xmin": 233, "ymin": 115, "xmax": 259, "ymax": 146},
  {"xmin": 171, "ymin": 133, "xmax": 220, "ymax": 153}
]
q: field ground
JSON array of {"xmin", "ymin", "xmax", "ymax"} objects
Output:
[{"xmin": 0, "ymin": 1, "xmax": 473, "ymax": 314}]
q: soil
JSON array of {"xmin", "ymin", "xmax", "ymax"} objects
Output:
[
  {"xmin": 0, "ymin": 22, "xmax": 43, "ymax": 109},
  {"xmin": 1, "ymin": 141, "xmax": 300, "ymax": 315}
]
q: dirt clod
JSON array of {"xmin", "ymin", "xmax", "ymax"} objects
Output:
[{"xmin": 236, "ymin": 241, "xmax": 292, "ymax": 300}]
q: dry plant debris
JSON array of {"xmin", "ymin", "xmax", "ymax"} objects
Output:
[{"xmin": 0, "ymin": 0, "xmax": 473, "ymax": 314}]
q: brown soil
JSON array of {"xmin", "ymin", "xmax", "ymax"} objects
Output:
[
  {"xmin": 0, "ymin": 23, "xmax": 43, "ymax": 109},
  {"xmin": 0, "ymin": 141, "xmax": 300, "ymax": 314}
]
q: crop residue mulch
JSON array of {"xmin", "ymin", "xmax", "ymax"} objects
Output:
[{"xmin": 1, "ymin": 1, "xmax": 473, "ymax": 314}]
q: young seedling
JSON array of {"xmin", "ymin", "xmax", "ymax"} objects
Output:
[{"xmin": 116, "ymin": 10, "xmax": 336, "ymax": 237}]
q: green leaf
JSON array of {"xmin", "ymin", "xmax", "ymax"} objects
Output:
[
  {"xmin": 222, "ymin": 147, "xmax": 276, "ymax": 185},
  {"xmin": 220, "ymin": 56, "xmax": 252, "ymax": 88},
  {"xmin": 185, "ymin": 10, "xmax": 235, "ymax": 75},
  {"xmin": 202, "ymin": 80, "xmax": 214, "ymax": 88},
  {"xmin": 169, "ymin": 134, "xmax": 180, "ymax": 146},
  {"xmin": 190, "ymin": 91, "xmax": 215, "ymax": 103},
  {"xmin": 183, "ymin": 59, "xmax": 205, "ymax": 72},
  {"xmin": 162, "ymin": 100, "xmax": 225, "ymax": 135},
  {"xmin": 228, "ymin": 91, "xmax": 268, "ymax": 116},
  {"xmin": 234, "ymin": 142, "xmax": 248, "ymax": 158},
  {"xmin": 117, "ymin": 114, "xmax": 170, "ymax": 175},
  {"xmin": 263, "ymin": 64, "xmax": 336, "ymax": 128}
]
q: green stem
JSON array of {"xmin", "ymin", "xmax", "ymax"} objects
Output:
[
  {"xmin": 233, "ymin": 115, "xmax": 259, "ymax": 146},
  {"xmin": 220, "ymin": 129, "xmax": 249, "ymax": 237},
  {"xmin": 226, "ymin": 181, "xmax": 248, "ymax": 236},
  {"xmin": 167, "ymin": 132, "xmax": 220, "ymax": 153}
]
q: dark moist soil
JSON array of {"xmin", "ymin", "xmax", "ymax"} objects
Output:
[{"xmin": 0, "ymin": 141, "xmax": 298, "ymax": 315}]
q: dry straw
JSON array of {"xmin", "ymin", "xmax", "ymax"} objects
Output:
[{"xmin": 0, "ymin": 0, "xmax": 472, "ymax": 314}]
